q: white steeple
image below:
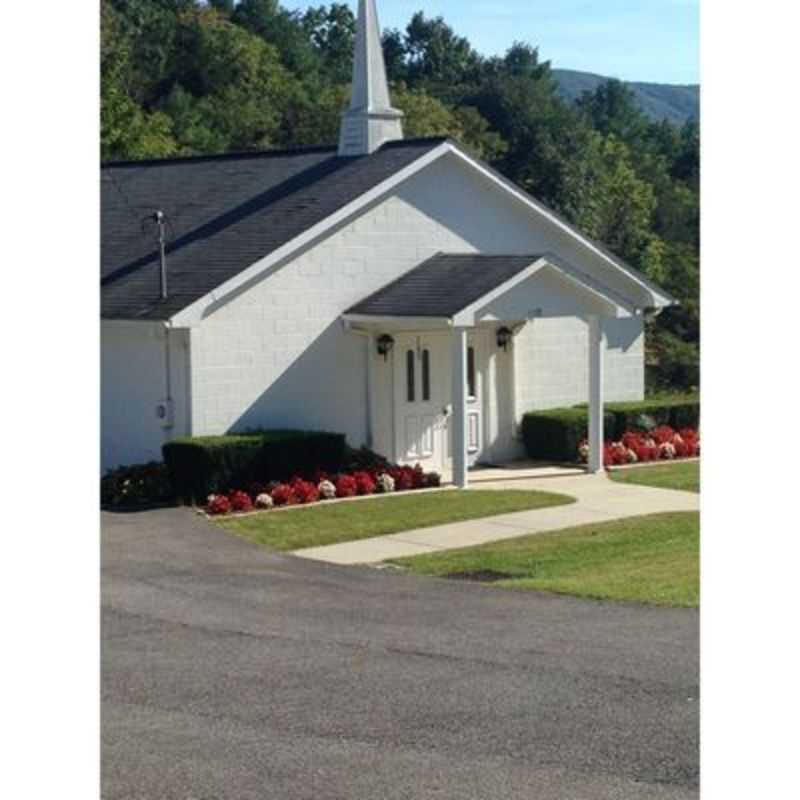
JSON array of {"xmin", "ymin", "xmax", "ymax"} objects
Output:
[{"xmin": 338, "ymin": 0, "xmax": 404, "ymax": 156}]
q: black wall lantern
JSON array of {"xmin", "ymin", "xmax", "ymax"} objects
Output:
[
  {"xmin": 496, "ymin": 326, "xmax": 513, "ymax": 352},
  {"xmin": 377, "ymin": 334, "xmax": 395, "ymax": 361}
]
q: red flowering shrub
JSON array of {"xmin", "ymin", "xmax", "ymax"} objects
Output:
[
  {"xmin": 352, "ymin": 471, "xmax": 377, "ymax": 496},
  {"xmin": 207, "ymin": 495, "xmax": 232, "ymax": 516},
  {"xmin": 680, "ymin": 429, "xmax": 700, "ymax": 457},
  {"xmin": 583, "ymin": 428, "xmax": 699, "ymax": 466},
  {"xmin": 271, "ymin": 483, "xmax": 297, "ymax": 506},
  {"xmin": 335, "ymin": 475, "xmax": 358, "ymax": 498},
  {"xmin": 291, "ymin": 479, "xmax": 320, "ymax": 504},
  {"xmin": 229, "ymin": 490, "xmax": 254, "ymax": 513},
  {"xmin": 652, "ymin": 426, "xmax": 676, "ymax": 445},
  {"xmin": 390, "ymin": 466, "xmax": 415, "ymax": 491},
  {"xmin": 205, "ymin": 459, "xmax": 449, "ymax": 516}
]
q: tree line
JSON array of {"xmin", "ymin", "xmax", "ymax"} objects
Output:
[{"xmin": 102, "ymin": 0, "xmax": 699, "ymax": 390}]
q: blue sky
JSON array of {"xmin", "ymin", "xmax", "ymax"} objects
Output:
[{"xmin": 280, "ymin": 0, "xmax": 699, "ymax": 84}]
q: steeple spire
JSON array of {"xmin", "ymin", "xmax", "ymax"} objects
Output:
[{"xmin": 338, "ymin": 0, "xmax": 404, "ymax": 156}]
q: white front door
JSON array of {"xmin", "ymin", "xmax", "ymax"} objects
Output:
[
  {"xmin": 394, "ymin": 333, "xmax": 449, "ymax": 472},
  {"xmin": 393, "ymin": 330, "xmax": 490, "ymax": 473},
  {"xmin": 464, "ymin": 330, "xmax": 488, "ymax": 467}
]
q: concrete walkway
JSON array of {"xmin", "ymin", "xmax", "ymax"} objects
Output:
[{"xmin": 292, "ymin": 471, "xmax": 700, "ymax": 565}]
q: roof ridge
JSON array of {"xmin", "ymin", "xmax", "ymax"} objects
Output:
[
  {"xmin": 101, "ymin": 137, "xmax": 451, "ymax": 170},
  {"xmin": 102, "ymin": 144, "xmax": 339, "ymax": 170}
]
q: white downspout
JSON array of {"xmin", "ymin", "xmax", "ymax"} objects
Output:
[{"xmin": 160, "ymin": 322, "xmax": 175, "ymax": 438}]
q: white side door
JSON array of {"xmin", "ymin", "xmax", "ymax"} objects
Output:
[
  {"xmin": 465, "ymin": 330, "xmax": 487, "ymax": 467},
  {"xmin": 394, "ymin": 333, "xmax": 448, "ymax": 472}
]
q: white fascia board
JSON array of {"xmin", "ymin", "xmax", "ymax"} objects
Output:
[
  {"xmin": 541, "ymin": 253, "xmax": 640, "ymax": 313},
  {"xmin": 444, "ymin": 144, "xmax": 676, "ymax": 309},
  {"xmin": 342, "ymin": 313, "xmax": 452, "ymax": 329},
  {"xmin": 451, "ymin": 257, "xmax": 547, "ymax": 326},
  {"xmin": 169, "ymin": 142, "xmax": 452, "ymax": 327},
  {"xmin": 451, "ymin": 255, "xmax": 629, "ymax": 327}
]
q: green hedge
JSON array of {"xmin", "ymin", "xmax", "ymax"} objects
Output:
[
  {"xmin": 603, "ymin": 395, "xmax": 700, "ymax": 436},
  {"xmin": 521, "ymin": 408, "xmax": 615, "ymax": 463},
  {"xmin": 521, "ymin": 394, "xmax": 700, "ymax": 463},
  {"xmin": 163, "ymin": 430, "xmax": 346, "ymax": 503}
]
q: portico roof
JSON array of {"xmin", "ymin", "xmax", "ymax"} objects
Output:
[{"xmin": 345, "ymin": 252, "xmax": 640, "ymax": 324}]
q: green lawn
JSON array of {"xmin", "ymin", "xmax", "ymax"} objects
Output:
[
  {"xmin": 609, "ymin": 460, "xmax": 700, "ymax": 493},
  {"xmin": 216, "ymin": 489, "xmax": 575, "ymax": 552},
  {"xmin": 393, "ymin": 512, "xmax": 699, "ymax": 608}
]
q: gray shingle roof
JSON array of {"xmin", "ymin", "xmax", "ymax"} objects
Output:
[
  {"xmin": 101, "ymin": 138, "xmax": 447, "ymax": 321},
  {"xmin": 346, "ymin": 253, "xmax": 544, "ymax": 318}
]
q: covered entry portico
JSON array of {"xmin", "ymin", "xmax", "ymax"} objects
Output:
[{"xmin": 344, "ymin": 253, "xmax": 644, "ymax": 488}]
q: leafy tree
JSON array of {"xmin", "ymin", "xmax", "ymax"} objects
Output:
[
  {"xmin": 106, "ymin": 0, "xmax": 190, "ymax": 106},
  {"xmin": 164, "ymin": 6, "xmax": 298, "ymax": 152},
  {"xmin": 382, "ymin": 28, "xmax": 408, "ymax": 83},
  {"xmin": 500, "ymin": 42, "xmax": 552, "ymax": 80},
  {"xmin": 280, "ymin": 83, "xmax": 349, "ymax": 147},
  {"xmin": 101, "ymin": 0, "xmax": 177, "ymax": 160},
  {"xmin": 403, "ymin": 12, "xmax": 483, "ymax": 88},
  {"xmin": 233, "ymin": 0, "xmax": 320, "ymax": 75},
  {"xmin": 452, "ymin": 106, "xmax": 508, "ymax": 162},
  {"xmin": 467, "ymin": 69, "xmax": 583, "ymax": 209},
  {"xmin": 392, "ymin": 88, "xmax": 506, "ymax": 161},
  {"xmin": 302, "ymin": 4, "xmax": 356, "ymax": 85},
  {"xmin": 568, "ymin": 134, "xmax": 659, "ymax": 270},
  {"xmin": 577, "ymin": 79, "xmax": 650, "ymax": 150},
  {"xmin": 673, "ymin": 119, "xmax": 700, "ymax": 188},
  {"xmin": 208, "ymin": 0, "xmax": 235, "ymax": 14}
]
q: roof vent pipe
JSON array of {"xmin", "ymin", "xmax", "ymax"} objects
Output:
[{"xmin": 146, "ymin": 210, "xmax": 169, "ymax": 301}]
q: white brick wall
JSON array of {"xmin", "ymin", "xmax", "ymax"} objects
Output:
[
  {"xmin": 101, "ymin": 321, "xmax": 191, "ymax": 471},
  {"xmin": 188, "ymin": 152, "xmax": 646, "ymax": 458},
  {"xmin": 514, "ymin": 316, "xmax": 644, "ymax": 412}
]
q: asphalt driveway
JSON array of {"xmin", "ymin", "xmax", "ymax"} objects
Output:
[{"xmin": 102, "ymin": 508, "xmax": 699, "ymax": 800}]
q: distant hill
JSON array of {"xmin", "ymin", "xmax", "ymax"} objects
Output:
[{"xmin": 553, "ymin": 69, "xmax": 699, "ymax": 125}]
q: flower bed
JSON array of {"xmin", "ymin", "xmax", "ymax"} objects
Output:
[
  {"xmin": 578, "ymin": 426, "xmax": 700, "ymax": 468},
  {"xmin": 204, "ymin": 464, "xmax": 441, "ymax": 516}
]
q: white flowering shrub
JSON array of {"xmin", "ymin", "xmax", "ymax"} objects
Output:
[
  {"xmin": 318, "ymin": 480, "xmax": 337, "ymax": 500},
  {"xmin": 255, "ymin": 493, "xmax": 274, "ymax": 510},
  {"xmin": 659, "ymin": 442, "xmax": 677, "ymax": 459},
  {"xmin": 376, "ymin": 473, "xmax": 396, "ymax": 494}
]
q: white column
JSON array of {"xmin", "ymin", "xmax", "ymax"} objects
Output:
[
  {"xmin": 485, "ymin": 347, "xmax": 497, "ymax": 461},
  {"xmin": 451, "ymin": 326, "xmax": 469, "ymax": 488},
  {"xmin": 365, "ymin": 332, "xmax": 375, "ymax": 449},
  {"xmin": 588, "ymin": 315, "xmax": 606, "ymax": 473}
]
